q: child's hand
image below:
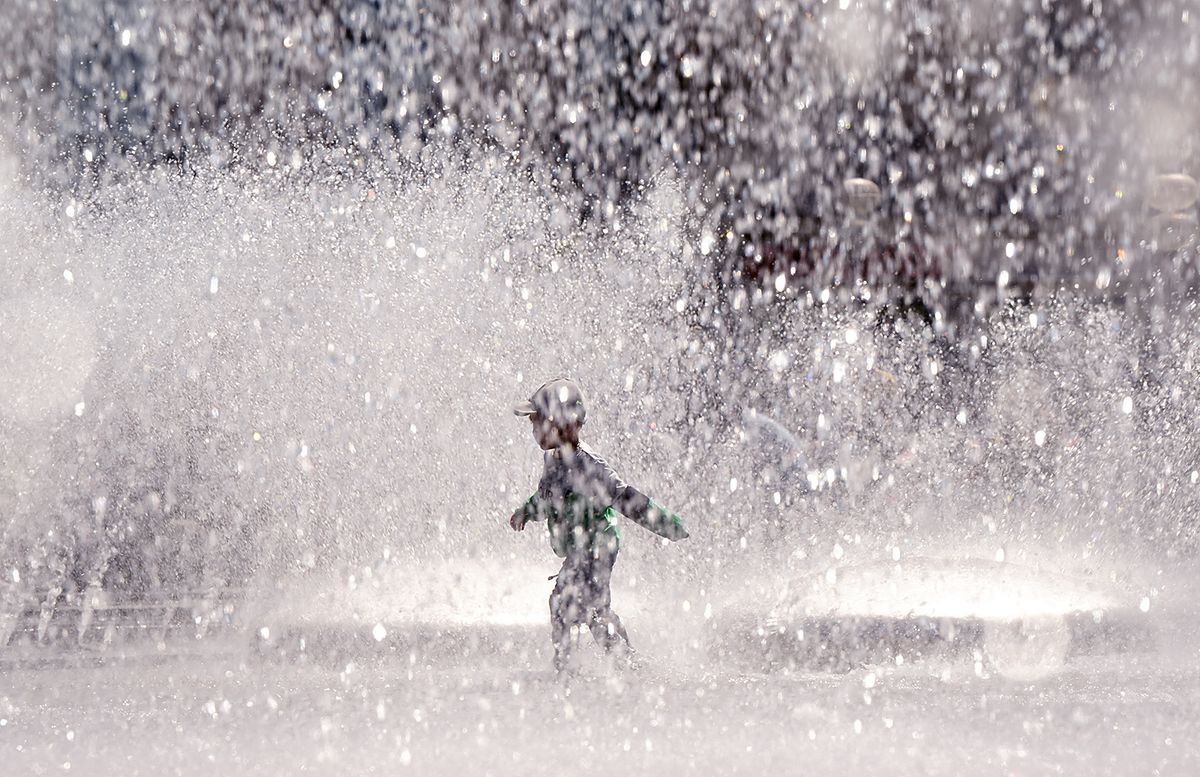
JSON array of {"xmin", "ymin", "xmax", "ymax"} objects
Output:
[{"xmin": 509, "ymin": 510, "xmax": 527, "ymax": 531}]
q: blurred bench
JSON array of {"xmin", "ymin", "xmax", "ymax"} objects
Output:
[{"xmin": 0, "ymin": 587, "xmax": 245, "ymax": 651}]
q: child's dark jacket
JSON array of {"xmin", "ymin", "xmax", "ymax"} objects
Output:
[{"xmin": 517, "ymin": 443, "xmax": 688, "ymax": 557}]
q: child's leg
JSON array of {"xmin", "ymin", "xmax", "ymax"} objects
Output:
[
  {"xmin": 548, "ymin": 557, "xmax": 586, "ymax": 670},
  {"xmin": 585, "ymin": 540, "xmax": 630, "ymax": 651}
]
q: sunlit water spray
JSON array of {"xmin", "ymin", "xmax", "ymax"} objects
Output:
[
  {"xmin": 0, "ymin": 149, "xmax": 704, "ymax": 590},
  {"xmin": 0, "ymin": 147, "xmax": 1196, "ymax": 667}
]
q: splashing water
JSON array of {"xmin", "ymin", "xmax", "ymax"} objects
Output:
[
  {"xmin": 0, "ymin": 149, "xmax": 704, "ymax": 599},
  {"xmin": 1, "ymin": 4, "xmax": 1199, "ymax": 774},
  {"xmin": 0, "ymin": 143, "xmax": 1196, "ymax": 620}
]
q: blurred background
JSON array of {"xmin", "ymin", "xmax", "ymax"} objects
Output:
[
  {"xmin": 0, "ymin": 0, "xmax": 1197, "ymax": 633},
  {"xmin": 4, "ymin": 0, "xmax": 1197, "ymax": 299}
]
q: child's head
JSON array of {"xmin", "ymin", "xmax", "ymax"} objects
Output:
[{"xmin": 513, "ymin": 378, "xmax": 586, "ymax": 450}]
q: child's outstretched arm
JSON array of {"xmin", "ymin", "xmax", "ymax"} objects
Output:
[
  {"xmin": 613, "ymin": 485, "xmax": 690, "ymax": 541},
  {"xmin": 509, "ymin": 494, "xmax": 541, "ymax": 531},
  {"xmin": 586, "ymin": 448, "xmax": 689, "ymax": 541}
]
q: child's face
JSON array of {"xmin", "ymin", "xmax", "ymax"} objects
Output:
[{"xmin": 529, "ymin": 414, "xmax": 575, "ymax": 450}]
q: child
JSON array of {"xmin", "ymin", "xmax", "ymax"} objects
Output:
[{"xmin": 509, "ymin": 378, "xmax": 689, "ymax": 672}]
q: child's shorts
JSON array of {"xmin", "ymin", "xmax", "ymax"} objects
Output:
[{"xmin": 549, "ymin": 539, "xmax": 619, "ymax": 621}]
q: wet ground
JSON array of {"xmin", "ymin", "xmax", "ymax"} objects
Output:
[{"xmin": 3, "ymin": 638, "xmax": 1198, "ymax": 777}]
